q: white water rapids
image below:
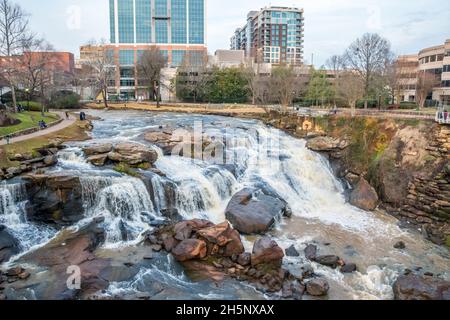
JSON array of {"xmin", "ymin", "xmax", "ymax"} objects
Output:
[{"xmin": 0, "ymin": 110, "xmax": 449, "ymax": 300}]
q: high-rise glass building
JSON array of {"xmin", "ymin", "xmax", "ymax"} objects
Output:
[
  {"xmin": 231, "ymin": 6, "xmax": 304, "ymax": 66},
  {"xmin": 106, "ymin": 0, "xmax": 207, "ymax": 100}
]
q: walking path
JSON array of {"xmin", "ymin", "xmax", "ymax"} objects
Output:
[{"xmin": 0, "ymin": 111, "xmax": 75, "ymax": 146}]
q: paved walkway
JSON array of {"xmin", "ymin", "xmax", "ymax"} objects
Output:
[{"xmin": 0, "ymin": 111, "xmax": 76, "ymax": 146}]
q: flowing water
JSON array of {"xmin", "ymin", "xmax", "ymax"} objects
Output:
[{"xmin": 1, "ymin": 109, "xmax": 449, "ymax": 300}]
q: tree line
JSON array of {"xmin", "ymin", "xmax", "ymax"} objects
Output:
[{"xmin": 0, "ymin": 0, "xmax": 80, "ymax": 114}]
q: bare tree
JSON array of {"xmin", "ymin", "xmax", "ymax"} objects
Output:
[
  {"xmin": 416, "ymin": 71, "xmax": 438, "ymax": 109},
  {"xmin": 270, "ymin": 65, "xmax": 298, "ymax": 110},
  {"xmin": 326, "ymin": 55, "xmax": 345, "ymax": 75},
  {"xmin": 336, "ymin": 71, "xmax": 365, "ymax": 116},
  {"xmin": 0, "ymin": 0, "xmax": 32, "ymax": 112},
  {"xmin": 137, "ymin": 47, "xmax": 166, "ymax": 108},
  {"xmin": 83, "ymin": 44, "xmax": 115, "ymax": 109},
  {"xmin": 343, "ymin": 33, "xmax": 393, "ymax": 109},
  {"xmin": 18, "ymin": 38, "xmax": 55, "ymax": 113}
]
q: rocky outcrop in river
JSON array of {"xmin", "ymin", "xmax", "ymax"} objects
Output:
[
  {"xmin": 147, "ymin": 219, "xmax": 329, "ymax": 298},
  {"xmin": 82, "ymin": 142, "xmax": 158, "ymax": 168},
  {"xmin": 225, "ymin": 187, "xmax": 292, "ymax": 234},
  {"xmin": 0, "ymin": 226, "xmax": 20, "ymax": 264},
  {"xmin": 23, "ymin": 173, "xmax": 85, "ymax": 225}
]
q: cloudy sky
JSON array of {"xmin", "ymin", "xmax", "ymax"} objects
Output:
[{"xmin": 18, "ymin": 0, "xmax": 450, "ymax": 66}]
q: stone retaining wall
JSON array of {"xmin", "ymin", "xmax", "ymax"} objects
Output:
[{"xmin": 0, "ymin": 116, "xmax": 63, "ymax": 139}]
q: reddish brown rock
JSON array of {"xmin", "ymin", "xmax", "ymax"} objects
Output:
[
  {"xmin": 172, "ymin": 239, "xmax": 208, "ymax": 262},
  {"xmin": 349, "ymin": 178, "xmax": 379, "ymax": 211},
  {"xmin": 197, "ymin": 221, "xmax": 244, "ymax": 257},
  {"xmin": 251, "ymin": 237, "xmax": 284, "ymax": 268}
]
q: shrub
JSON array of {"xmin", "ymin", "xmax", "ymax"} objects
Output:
[
  {"xmin": 48, "ymin": 91, "xmax": 81, "ymax": 109},
  {"xmin": 399, "ymin": 102, "xmax": 418, "ymax": 110}
]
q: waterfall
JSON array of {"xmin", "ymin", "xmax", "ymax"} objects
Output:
[
  {"xmin": 0, "ymin": 182, "xmax": 56, "ymax": 252},
  {"xmin": 148, "ymin": 174, "xmax": 168, "ymax": 212},
  {"xmin": 80, "ymin": 176, "xmax": 159, "ymax": 244},
  {"xmin": 0, "ymin": 183, "xmax": 27, "ymax": 226}
]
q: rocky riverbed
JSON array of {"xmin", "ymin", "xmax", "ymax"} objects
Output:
[{"xmin": 0, "ymin": 110, "xmax": 449, "ymax": 300}]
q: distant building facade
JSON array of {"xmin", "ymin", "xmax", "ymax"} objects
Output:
[
  {"xmin": 0, "ymin": 51, "xmax": 75, "ymax": 93},
  {"xmin": 106, "ymin": 0, "xmax": 207, "ymax": 100},
  {"xmin": 230, "ymin": 6, "xmax": 304, "ymax": 66},
  {"xmin": 209, "ymin": 50, "xmax": 245, "ymax": 68},
  {"xmin": 396, "ymin": 39, "xmax": 450, "ymax": 106},
  {"xmin": 395, "ymin": 54, "xmax": 419, "ymax": 103}
]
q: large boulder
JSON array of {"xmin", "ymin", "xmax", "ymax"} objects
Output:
[
  {"xmin": 171, "ymin": 239, "xmax": 207, "ymax": 262},
  {"xmin": 107, "ymin": 142, "xmax": 158, "ymax": 166},
  {"xmin": 306, "ymin": 136, "xmax": 349, "ymax": 152},
  {"xmin": 83, "ymin": 143, "xmax": 113, "ymax": 156},
  {"xmin": 306, "ymin": 278, "xmax": 330, "ymax": 296},
  {"xmin": 315, "ymin": 255, "xmax": 341, "ymax": 269},
  {"xmin": 23, "ymin": 173, "xmax": 84, "ymax": 225},
  {"xmin": 251, "ymin": 237, "xmax": 284, "ymax": 268},
  {"xmin": 393, "ymin": 274, "xmax": 450, "ymax": 300},
  {"xmin": 349, "ymin": 178, "xmax": 379, "ymax": 211},
  {"xmin": 197, "ymin": 221, "xmax": 245, "ymax": 257},
  {"xmin": 144, "ymin": 128, "xmax": 182, "ymax": 155},
  {"xmin": 225, "ymin": 188, "xmax": 292, "ymax": 234},
  {"xmin": 0, "ymin": 226, "xmax": 20, "ymax": 263},
  {"xmin": 7, "ymin": 220, "xmax": 109, "ymax": 299}
]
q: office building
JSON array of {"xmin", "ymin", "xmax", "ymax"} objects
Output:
[
  {"xmin": 396, "ymin": 39, "xmax": 450, "ymax": 106},
  {"xmin": 107, "ymin": 0, "xmax": 207, "ymax": 100}
]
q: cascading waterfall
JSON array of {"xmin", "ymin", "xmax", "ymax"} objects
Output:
[
  {"xmin": 0, "ymin": 183, "xmax": 27, "ymax": 226},
  {"xmin": 80, "ymin": 176, "xmax": 159, "ymax": 245},
  {"xmin": 156, "ymin": 156, "xmax": 237, "ymax": 221},
  {"xmin": 0, "ymin": 182, "xmax": 55, "ymax": 252}
]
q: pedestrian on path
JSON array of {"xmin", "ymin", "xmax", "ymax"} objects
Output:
[
  {"xmin": 5, "ymin": 135, "xmax": 11, "ymax": 145},
  {"xmin": 65, "ymin": 111, "xmax": 69, "ymax": 119}
]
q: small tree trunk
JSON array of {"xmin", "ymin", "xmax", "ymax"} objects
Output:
[
  {"xmin": 364, "ymin": 99, "xmax": 368, "ymax": 110},
  {"xmin": 10, "ymin": 84, "xmax": 17, "ymax": 113},
  {"xmin": 103, "ymin": 88, "xmax": 109, "ymax": 109},
  {"xmin": 156, "ymin": 81, "xmax": 161, "ymax": 108}
]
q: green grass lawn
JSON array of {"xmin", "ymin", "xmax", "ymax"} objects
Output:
[{"xmin": 0, "ymin": 111, "xmax": 60, "ymax": 136}]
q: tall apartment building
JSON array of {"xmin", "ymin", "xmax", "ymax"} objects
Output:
[
  {"xmin": 230, "ymin": 6, "xmax": 304, "ymax": 66},
  {"xmin": 396, "ymin": 39, "xmax": 450, "ymax": 106},
  {"xmin": 106, "ymin": 0, "xmax": 207, "ymax": 100}
]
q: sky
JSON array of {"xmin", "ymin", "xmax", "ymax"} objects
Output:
[{"xmin": 17, "ymin": 0, "xmax": 450, "ymax": 66}]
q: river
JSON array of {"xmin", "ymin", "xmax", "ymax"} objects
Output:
[{"xmin": 1, "ymin": 109, "xmax": 449, "ymax": 300}]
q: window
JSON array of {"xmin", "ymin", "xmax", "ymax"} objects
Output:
[
  {"xmin": 155, "ymin": 19, "xmax": 168, "ymax": 43},
  {"xmin": 119, "ymin": 50, "xmax": 134, "ymax": 65},
  {"xmin": 442, "ymin": 80, "xmax": 450, "ymax": 88},
  {"xmin": 171, "ymin": 0, "xmax": 187, "ymax": 44},
  {"xmin": 118, "ymin": 0, "xmax": 134, "ymax": 43},
  {"xmin": 109, "ymin": 0, "xmax": 115, "ymax": 43},
  {"xmin": 172, "ymin": 50, "xmax": 186, "ymax": 67},
  {"xmin": 120, "ymin": 67, "xmax": 134, "ymax": 78},
  {"xmin": 120, "ymin": 79, "xmax": 135, "ymax": 87},
  {"xmin": 189, "ymin": 0, "xmax": 204, "ymax": 44},
  {"xmin": 155, "ymin": 0, "xmax": 168, "ymax": 16},
  {"xmin": 443, "ymin": 65, "xmax": 450, "ymax": 73},
  {"xmin": 136, "ymin": 0, "xmax": 151, "ymax": 43}
]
